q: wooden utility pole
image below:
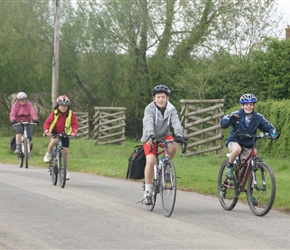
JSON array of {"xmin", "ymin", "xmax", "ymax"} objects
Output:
[
  {"xmin": 51, "ymin": 0, "xmax": 61, "ymax": 109},
  {"xmin": 286, "ymin": 25, "xmax": 290, "ymax": 40}
]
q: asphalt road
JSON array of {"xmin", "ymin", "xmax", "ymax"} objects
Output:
[{"xmin": 0, "ymin": 163, "xmax": 289, "ymax": 249}]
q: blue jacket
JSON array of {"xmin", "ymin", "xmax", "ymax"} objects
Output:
[{"xmin": 220, "ymin": 108, "xmax": 276, "ymax": 148}]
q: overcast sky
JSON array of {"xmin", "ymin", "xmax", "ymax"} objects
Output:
[{"xmin": 276, "ymin": 0, "xmax": 290, "ymax": 38}]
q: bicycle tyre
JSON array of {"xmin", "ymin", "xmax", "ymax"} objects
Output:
[
  {"xmin": 218, "ymin": 160, "xmax": 239, "ymax": 211},
  {"xmin": 18, "ymin": 153, "xmax": 24, "ymax": 168},
  {"xmin": 24, "ymin": 138, "xmax": 29, "ymax": 168},
  {"xmin": 160, "ymin": 159, "xmax": 176, "ymax": 217},
  {"xmin": 50, "ymin": 163, "xmax": 58, "ymax": 185},
  {"xmin": 247, "ymin": 161, "xmax": 276, "ymax": 216},
  {"xmin": 58, "ymin": 149, "xmax": 67, "ymax": 188},
  {"xmin": 146, "ymin": 191, "xmax": 157, "ymax": 212},
  {"xmin": 147, "ymin": 178, "xmax": 159, "ymax": 211}
]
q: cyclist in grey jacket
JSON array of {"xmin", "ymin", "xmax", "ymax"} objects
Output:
[
  {"xmin": 141, "ymin": 85, "xmax": 184, "ymax": 205},
  {"xmin": 220, "ymin": 93, "xmax": 278, "ymax": 180}
]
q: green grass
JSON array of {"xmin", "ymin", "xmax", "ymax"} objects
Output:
[{"xmin": 2, "ymin": 136, "xmax": 290, "ymax": 212}]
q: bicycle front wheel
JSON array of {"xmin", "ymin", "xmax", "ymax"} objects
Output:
[
  {"xmin": 18, "ymin": 153, "xmax": 24, "ymax": 168},
  {"xmin": 23, "ymin": 138, "xmax": 29, "ymax": 168},
  {"xmin": 147, "ymin": 178, "xmax": 159, "ymax": 212},
  {"xmin": 247, "ymin": 162, "xmax": 276, "ymax": 216},
  {"xmin": 160, "ymin": 159, "xmax": 176, "ymax": 217},
  {"xmin": 50, "ymin": 162, "xmax": 58, "ymax": 186},
  {"xmin": 218, "ymin": 160, "xmax": 239, "ymax": 211},
  {"xmin": 58, "ymin": 149, "xmax": 67, "ymax": 188}
]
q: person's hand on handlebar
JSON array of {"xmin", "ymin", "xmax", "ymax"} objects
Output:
[
  {"xmin": 146, "ymin": 134, "xmax": 155, "ymax": 146},
  {"xmin": 11, "ymin": 120, "xmax": 17, "ymax": 125},
  {"xmin": 71, "ymin": 132, "xmax": 77, "ymax": 137},
  {"xmin": 271, "ymin": 133, "xmax": 279, "ymax": 140},
  {"xmin": 44, "ymin": 131, "xmax": 52, "ymax": 137},
  {"xmin": 174, "ymin": 135, "xmax": 184, "ymax": 144}
]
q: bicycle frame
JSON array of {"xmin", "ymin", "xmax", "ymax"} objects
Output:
[
  {"xmin": 48, "ymin": 133, "xmax": 69, "ymax": 188},
  {"xmin": 232, "ymin": 145, "xmax": 258, "ymax": 192},
  {"xmin": 146, "ymin": 138, "xmax": 187, "ymax": 217},
  {"xmin": 13, "ymin": 122, "xmax": 36, "ymax": 168},
  {"xmin": 218, "ymin": 132, "xmax": 277, "ymax": 216}
]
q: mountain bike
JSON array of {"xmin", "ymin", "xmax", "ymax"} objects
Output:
[
  {"xmin": 47, "ymin": 133, "xmax": 69, "ymax": 188},
  {"xmin": 145, "ymin": 138, "xmax": 187, "ymax": 217},
  {"xmin": 13, "ymin": 122, "xmax": 37, "ymax": 168},
  {"xmin": 218, "ymin": 132, "xmax": 278, "ymax": 216}
]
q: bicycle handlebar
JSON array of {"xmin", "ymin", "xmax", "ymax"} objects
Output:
[
  {"xmin": 43, "ymin": 132, "xmax": 72, "ymax": 138},
  {"xmin": 149, "ymin": 138, "xmax": 187, "ymax": 154},
  {"xmin": 234, "ymin": 131, "xmax": 280, "ymax": 140},
  {"xmin": 13, "ymin": 122, "xmax": 38, "ymax": 126}
]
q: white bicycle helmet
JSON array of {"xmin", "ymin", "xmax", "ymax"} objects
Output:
[
  {"xmin": 239, "ymin": 93, "xmax": 257, "ymax": 104},
  {"xmin": 56, "ymin": 94, "xmax": 70, "ymax": 106},
  {"xmin": 152, "ymin": 85, "xmax": 171, "ymax": 96},
  {"xmin": 16, "ymin": 92, "xmax": 27, "ymax": 100}
]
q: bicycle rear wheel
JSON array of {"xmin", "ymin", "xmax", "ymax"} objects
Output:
[
  {"xmin": 23, "ymin": 138, "xmax": 29, "ymax": 168},
  {"xmin": 247, "ymin": 162, "xmax": 276, "ymax": 216},
  {"xmin": 218, "ymin": 160, "xmax": 239, "ymax": 211},
  {"xmin": 58, "ymin": 149, "xmax": 67, "ymax": 188},
  {"xmin": 160, "ymin": 159, "xmax": 176, "ymax": 217}
]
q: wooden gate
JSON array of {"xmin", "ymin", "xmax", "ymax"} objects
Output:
[
  {"xmin": 75, "ymin": 112, "xmax": 89, "ymax": 139},
  {"xmin": 93, "ymin": 107, "xmax": 126, "ymax": 145},
  {"xmin": 180, "ymin": 99, "xmax": 224, "ymax": 157}
]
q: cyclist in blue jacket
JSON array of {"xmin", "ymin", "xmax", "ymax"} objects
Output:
[{"xmin": 220, "ymin": 93, "xmax": 278, "ymax": 180}]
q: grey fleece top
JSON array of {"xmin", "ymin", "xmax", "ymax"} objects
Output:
[{"xmin": 140, "ymin": 101, "xmax": 183, "ymax": 142}]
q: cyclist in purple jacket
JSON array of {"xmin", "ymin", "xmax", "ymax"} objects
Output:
[
  {"xmin": 220, "ymin": 93, "xmax": 277, "ymax": 180},
  {"xmin": 9, "ymin": 92, "xmax": 39, "ymax": 154}
]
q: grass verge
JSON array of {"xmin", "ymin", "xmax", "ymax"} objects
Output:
[{"xmin": 1, "ymin": 136, "xmax": 290, "ymax": 212}]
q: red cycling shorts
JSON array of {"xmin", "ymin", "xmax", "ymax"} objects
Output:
[{"xmin": 143, "ymin": 135, "xmax": 174, "ymax": 156}]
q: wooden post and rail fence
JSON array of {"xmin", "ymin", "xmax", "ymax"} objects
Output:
[
  {"xmin": 75, "ymin": 100, "xmax": 225, "ymax": 157},
  {"xmin": 180, "ymin": 99, "xmax": 225, "ymax": 157}
]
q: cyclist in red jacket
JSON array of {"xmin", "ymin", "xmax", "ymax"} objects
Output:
[
  {"xmin": 10, "ymin": 92, "xmax": 39, "ymax": 154},
  {"xmin": 43, "ymin": 94, "xmax": 78, "ymax": 180}
]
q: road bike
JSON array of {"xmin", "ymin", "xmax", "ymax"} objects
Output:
[
  {"xmin": 13, "ymin": 122, "xmax": 37, "ymax": 168},
  {"xmin": 145, "ymin": 138, "xmax": 187, "ymax": 217},
  {"xmin": 218, "ymin": 132, "xmax": 278, "ymax": 216},
  {"xmin": 47, "ymin": 133, "xmax": 69, "ymax": 188}
]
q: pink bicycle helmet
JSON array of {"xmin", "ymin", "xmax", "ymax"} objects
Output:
[
  {"xmin": 56, "ymin": 94, "xmax": 70, "ymax": 106},
  {"xmin": 16, "ymin": 92, "xmax": 27, "ymax": 100}
]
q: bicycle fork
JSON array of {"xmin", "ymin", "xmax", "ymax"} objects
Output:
[{"xmin": 251, "ymin": 164, "xmax": 267, "ymax": 191}]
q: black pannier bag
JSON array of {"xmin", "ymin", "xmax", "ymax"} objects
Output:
[
  {"xmin": 10, "ymin": 136, "xmax": 16, "ymax": 151},
  {"xmin": 126, "ymin": 145, "xmax": 146, "ymax": 179}
]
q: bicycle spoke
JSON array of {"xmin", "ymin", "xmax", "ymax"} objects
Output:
[
  {"xmin": 160, "ymin": 160, "xmax": 176, "ymax": 217},
  {"xmin": 218, "ymin": 160, "xmax": 239, "ymax": 211},
  {"xmin": 247, "ymin": 162, "xmax": 276, "ymax": 216},
  {"xmin": 18, "ymin": 153, "xmax": 24, "ymax": 168},
  {"xmin": 59, "ymin": 149, "xmax": 67, "ymax": 188},
  {"xmin": 24, "ymin": 138, "xmax": 29, "ymax": 168},
  {"xmin": 50, "ymin": 163, "xmax": 58, "ymax": 185}
]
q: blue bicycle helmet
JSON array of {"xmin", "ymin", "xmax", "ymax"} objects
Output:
[
  {"xmin": 239, "ymin": 93, "xmax": 257, "ymax": 104},
  {"xmin": 152, "ymin": 85, "xmax": 171, "ymax": 96}
]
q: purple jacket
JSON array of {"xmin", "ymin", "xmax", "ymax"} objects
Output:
[{"xmin": 10, "ymin": 101, "xmax": 38, "ymax": 122}]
